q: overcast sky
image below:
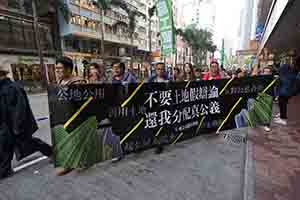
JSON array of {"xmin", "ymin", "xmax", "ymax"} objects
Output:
[{"xmin": 177, "ymin": 0, "xmax": 245, "ymax": 52}]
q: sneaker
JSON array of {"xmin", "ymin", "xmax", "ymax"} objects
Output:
[
  {"xmin": 274, "ymin": 118, "xmax": 287, "ymax": 126},
  {"xmin": 263, "ymin": 126, "xmax": 271, "ymax": 132},
  {"xmin": 273, "ymin": 113, "xmax": 280, "ymax": 118}
]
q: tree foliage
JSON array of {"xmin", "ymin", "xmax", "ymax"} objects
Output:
[{"xmin": 181, "ymin": 24, "xmax": 216, "ymax": 65}]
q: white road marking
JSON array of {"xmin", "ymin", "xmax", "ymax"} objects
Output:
[{"xmin": 13, "ymin": 156, "xmax": 48, "ymax": 172}]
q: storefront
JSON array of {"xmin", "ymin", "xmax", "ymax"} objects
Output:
[
  {"xmin": 258, "ymin": 0, "xmax": 300, "ymax": 55},
  {"xmin": 0, "ymin": 54, "xmax": 56, "ymax": 92}
]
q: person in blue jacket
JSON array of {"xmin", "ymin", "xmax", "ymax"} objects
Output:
[
  {"xmin": 274, "ymin": 59, "xmax": 299, "ymax": 126},
  {"xmin": 112, "ymin": 62, "xmax": 136, "ymax": 84}
]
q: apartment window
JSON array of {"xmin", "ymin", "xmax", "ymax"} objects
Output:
[{"xmin": 8, "ymin": 0, "xmax": 20, "ymax": 10}]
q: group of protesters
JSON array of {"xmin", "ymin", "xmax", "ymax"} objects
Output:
[
  {"xmin": 54, "ymin": 56, "xmax": 300, "ymax": 128},
  {"xmin": 1, "ymin": 55, "xmax": 299, "ymax": 180},
  {"xmin": 54, "ymin": 56, "xmax": 254, "ymax": 86}
]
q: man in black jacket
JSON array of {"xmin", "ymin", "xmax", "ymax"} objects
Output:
[{"xmin": 0, "ymin": 65, "xmax": 52, "ymax": 180}]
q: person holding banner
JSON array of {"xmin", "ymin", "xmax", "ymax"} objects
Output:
[
  {"xmin": 183, "ymin": 63, "xmax": 195, "ymax": 81},
  {"xmin": 88, "ymin": 63, "xmax": 107, "ymax": 84},
  {"xmin": 172, "ymin": 67, "xmax": 183, "ymax": 82},
  {"xmin": 0, "ymin": 64, "xmax": 52, "ymax": 179},
  {"xmin": 148, "ymin": 62, "xmax": 170, "ymax": 83},
  {"xmin": 55, "ymin": 57, "xmax": 87, "ymax": 85},
  {"xmin": 202, "ymin": 60, "xmax": 222, "ymax": 80},
  {"xmin": 112, "ymin": 62, "xmax": 136, "ymax": 84}
]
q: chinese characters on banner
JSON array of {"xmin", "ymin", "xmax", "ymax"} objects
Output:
[
  {"xmin": 144, "ymin": 85, "xmax": 221, "ymax": 130},
  {"xmin": 48, "ymin": 76, "xmax": 274, "ymax": 165}
]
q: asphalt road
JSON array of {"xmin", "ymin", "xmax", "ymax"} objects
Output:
[{"xmin": 12, "ymin": 93, "xmax": 52, "ymax": 168}]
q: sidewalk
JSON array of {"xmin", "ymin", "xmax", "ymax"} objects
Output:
[
  {"xmin": 0, "ymin": 130, "xmax": 246, "ymax": 200},
  {"xmin": 246, "ymin": 96, "xmax": 300, "ymax": 200}
]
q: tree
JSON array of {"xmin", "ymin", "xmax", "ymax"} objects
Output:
[
  {"xmin": 111, "ymin": 0, "xmax": 146, "ymax": 70},
  {"xmin": 181, "ymin": 25, "xmax": 216, "ymax": 66},
  {"xmin": 148, "ymin": 4, "xmax": 157, "ymax": 56},
  {"xmin": 23, "ymin": 0, "xmax": 69, "ymax": 86},
  {"xmin": 92, "ymin": 0, "xmax": 114, "ymax": 60}
]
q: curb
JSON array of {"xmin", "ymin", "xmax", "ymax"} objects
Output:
[
  {"xmin": 29, "ymin": 92, "xmax": 48, "ymax": 97},
  {"xmin": 243, "ymin": 137, "xmax": 255, "ymax": 200}
]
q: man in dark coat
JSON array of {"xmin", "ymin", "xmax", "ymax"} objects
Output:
[{"xmin": 0, "ymin": 65, "xmax": 52, "ymax": 180}]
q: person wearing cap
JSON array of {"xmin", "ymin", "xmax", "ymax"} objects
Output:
[
  {"xmin": 55, "ymin": 57, "xmax": 87, "ymax": 85},
  {"xmin": 202, "ymin": 60, "xmax": 222, "ymax": 80},
  {"xmin": 0, "ymin": 65, "xmax": 52, "ymax": 179}
]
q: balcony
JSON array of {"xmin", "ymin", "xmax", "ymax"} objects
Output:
[{"xmin": 62, "ymin": 23, "xmax": 148, "ymax": 51}]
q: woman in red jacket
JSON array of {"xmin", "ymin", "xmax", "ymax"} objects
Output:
[{"xmin": 202, "ymin": 60, "xmax": 222, "ymax": 80}]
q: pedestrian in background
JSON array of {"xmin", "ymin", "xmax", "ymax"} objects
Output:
[
  {"xmin": 55, "ymin": 57, "xmax": 86, "ymax": 85},
  {"xmin": 194, "ymin": 68, "xmax": 202, "ymax": 81},
  {"xmin": 0, "ymin": 64, "xmax": 52, "ymax": 180},
  {"xmin": 274, "ymin": 57, "xmax": 300, "ymax": 125},
  {"xmin": 88, "ymin": 63, "xmax": 107, "ymax": 84},
  {"xmin": 112, "ymin": 62, "xmax": 136, "ymax": 84},
  {"xmin": 236, "ymin": 68, "xmax": 245, "ymax": 78}
]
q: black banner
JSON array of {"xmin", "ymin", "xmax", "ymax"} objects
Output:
[{"xmin": 48, "ymin": 76, "xmax": 274, "ymax": 168}]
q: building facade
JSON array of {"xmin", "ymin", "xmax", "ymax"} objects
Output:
[
  {"xmin": 257, "ymin": 0, "xmax": 300, "ymax": 67},
  {"xmin": 58, "ymin": 0, "xmax": 160, "ymax": 78},
  {"xmin": 238, "ymin": 0, "xmax": 255, "ymax": 50},
  {"xmin": 0, "ymin": 0, "xmax": 59, "ymax": 88}
]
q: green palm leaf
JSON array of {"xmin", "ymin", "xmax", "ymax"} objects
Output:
[
  {"xmin": 246, "ymin": 93, "xmax": 273, "ymax": 127},
  {"xmin": 53, "ymin": 116, "xmax": 103, "ymax": 169}
]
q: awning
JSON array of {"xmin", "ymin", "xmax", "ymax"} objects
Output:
[{"xmin": 258, "ymin": 0, "xmax": 300, "ymax": 55}]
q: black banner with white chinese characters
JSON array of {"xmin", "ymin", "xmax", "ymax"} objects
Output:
[{"xmin": 48, "ymin": 76, "xmax": 274, "ymax": 169}]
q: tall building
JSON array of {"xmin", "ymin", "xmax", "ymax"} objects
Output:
[
  {"xmin": 175, "ymin": 0, "xmax": 193, "ymax": 66},
  {"xmin": 0, "ymin": 0, "xmax": 59, "ymax": 87},
  {"xmin": 193, "ymin": 0, "xmax": 216, "ymax": 35},
  {"xmin": 238, "ymin": 0, "xmax": 255, "ymax": 50},
  {"xmin": 58, "ymin": 0, "xmax": 159, "ymax": 76}
]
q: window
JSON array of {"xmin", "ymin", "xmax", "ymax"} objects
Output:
[{"xmin": 8, "ymin": 0, "xmax": 20, "ymax": 10}]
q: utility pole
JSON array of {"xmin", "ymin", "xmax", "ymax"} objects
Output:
[{"xmin": 32, "ymin": 0, "xmax": 48, "ymax": 86}]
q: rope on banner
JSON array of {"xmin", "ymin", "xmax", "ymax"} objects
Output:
[
  {"xmin": 262, "ymin": 78, "xmax": 278, "ymax": 94},
  {"xmin": 64, "ymin": 96, "xmax": 93, "ymax": 129},
  {"xmin": 219, "ymin": 77, "xmax": 234, "ymax": 96},
  {"xmin": 155, "ymin": 127, "xmax": 164, "ymax": 137},
  {"xmin": 172, "ymin": 132, "xmax": 184, "ymax": 145},
  {"xmin": 217, "ymin": 97, "xmax": 243, "ymax": 133},
  {"xmin": 185, "ymin": 81, "xmax": 191, "ymax": 88},
  {"xmin": 121, "ymin": 81, "xmax": 145, "ymax": 108},
  {"xmin": 120, "ymin": 118, "xmax": 145, "ymax": 144},
  {"xmin": 196, "ymin": 116, "xmax": 206, "ymax": 134}
]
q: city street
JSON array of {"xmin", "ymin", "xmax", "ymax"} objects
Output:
[
  {"xmin": 0, "ymin": 128, "xmax": 247, "ymax": 200},
  {"xmin": 1, "ymin": 0, "xmax": 300, "ymax": 199}
]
